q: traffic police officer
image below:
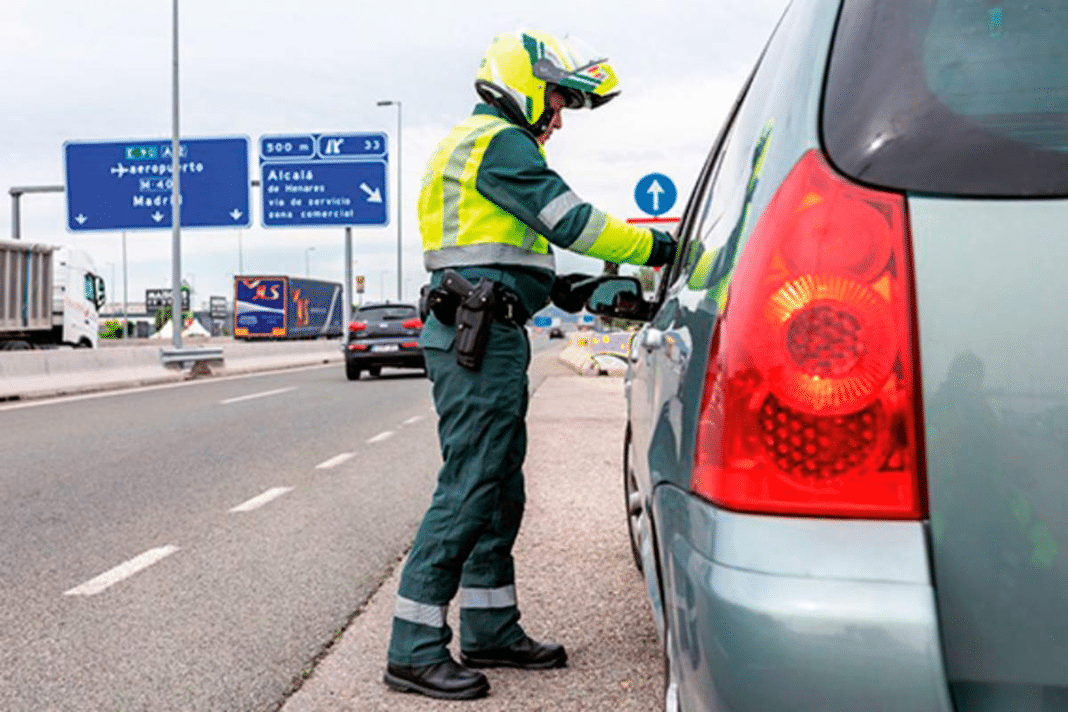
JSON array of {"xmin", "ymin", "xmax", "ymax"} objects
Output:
[{"xmin": 384, "ymin": 29, "xmax": 676, "ymax": 700}]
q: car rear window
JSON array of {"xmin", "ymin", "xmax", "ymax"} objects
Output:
[
  {"xmin": 356, "ymin": 305, "xmax": 416, "ymax": 321},
  {"xmin": 823, "ymin": 0, "xmax": 1068, "ymax": 197}
]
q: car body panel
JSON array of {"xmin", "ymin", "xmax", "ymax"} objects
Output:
[
  {"xmin": 655, "ymin": 484, "xmax": 951, "ymax": 712},
  {"xmin": 613, "ymin": 0, "xmax": 1068, "ymax": 708},
  {"xmin": 911, "ymin": 197, "xmax": 1068, "ymax": 697}
]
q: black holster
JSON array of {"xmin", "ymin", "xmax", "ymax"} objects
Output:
[{"xmin": 432, "ymin": 269, "xmax": 497, "ymax": 371}]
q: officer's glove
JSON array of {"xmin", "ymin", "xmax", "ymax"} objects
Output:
[{"xmin": 551, "ymin": 273, "xmax": 599, "ymax": 313}]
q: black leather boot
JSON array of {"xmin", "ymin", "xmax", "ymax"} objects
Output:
[
  {"xmin": 460, "ymin": 635, "xmax": 568, "ymax": 670},
  {"xmin": 384, "ymin": 657, "xmax": 490, "ymax": 700}
]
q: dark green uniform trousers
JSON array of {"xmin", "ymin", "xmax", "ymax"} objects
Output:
[{"xmin": 387, "ymin": 315, "xmax": 531, "ymax": 666}]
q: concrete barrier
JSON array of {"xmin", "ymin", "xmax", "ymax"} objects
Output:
[{"xmin": 0, "ymin": 338, "xmax": 344, "ymax": 401}]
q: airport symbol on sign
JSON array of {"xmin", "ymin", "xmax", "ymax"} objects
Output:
[
  {"xmin": 64, "ymin": 137, "xmax": 251, "ymax": 231},
  {"xmin": 634, "ymin": 173, "xmax": 677, "ymax": 217},
  {"xmin": 259, "ymin": 132, "xmax": 389, "ymax": 228}
]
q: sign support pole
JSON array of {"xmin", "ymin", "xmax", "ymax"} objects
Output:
[
  {"xmin": 122, "ymin": 231, "xmax": 128, "ymax": 339},
  {"xmin": 170, "ymin": 0, "xmax": 183, "ymax": 350},
  {"xmin": 344, "ymin": 226, "xmax": 353, "ymax": 326}
]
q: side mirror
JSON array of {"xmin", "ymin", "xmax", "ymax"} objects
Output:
[{"xmin": 585, "ymin": 276, "xmax": 653, "ymax": 322}]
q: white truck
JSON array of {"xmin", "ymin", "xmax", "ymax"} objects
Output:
[{"xmin": 0, "ymin": 239, "xmax": 105, "ymax": 350}]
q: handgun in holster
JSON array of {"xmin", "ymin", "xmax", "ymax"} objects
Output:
[{"xmin": 434, "ymin": 269, "xmax": 496, "ymax": 371}]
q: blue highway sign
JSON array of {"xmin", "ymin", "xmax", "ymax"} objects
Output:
[
  {"xmin": 64, "ymin": 137, "xmax": 251, "ymax": 231},
  {"xmin": 634, "ymin": 173, "xmax": 677, "ymax": 217},
  {"xmin": 259, "ymin": 133, "xmax": 388, "ymax": 227}
]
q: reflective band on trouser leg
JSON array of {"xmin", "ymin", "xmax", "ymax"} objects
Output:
[
  {"xmin": 388, "ymin": 596, "xmax": 454, "ymax": 666},
  {"xmin": 458, "ymin": 585, "xmax": 525, "ymax": 652},
  {"xmin": 460, "ymin": 585, "xmax": 518, "ymax": 609},
  {"xmin": 395, "ymin": 595, "xmax": 448, "ymax": 627}
]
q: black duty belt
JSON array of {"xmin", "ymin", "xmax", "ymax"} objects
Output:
[{"xmin": 493, "ymin": 286, "xmax": 529, "ymax": 326}]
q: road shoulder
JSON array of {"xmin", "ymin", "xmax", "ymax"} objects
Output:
[{"xmin": 279, "ymin": 375, "xmax": 662, "ymax": 711}]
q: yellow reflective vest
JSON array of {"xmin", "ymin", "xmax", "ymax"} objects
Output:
[{"xmin": 419, "ymin": 106, "xmax": 675, "ymax": 276}]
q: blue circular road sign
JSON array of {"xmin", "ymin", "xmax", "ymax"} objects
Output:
[{"xmin": 634, "ymin": 173, "xmax": 677, "ymax": 217}]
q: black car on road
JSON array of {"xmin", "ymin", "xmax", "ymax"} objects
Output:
[{"xmin": 344, "ymin": 303, "xmax": 424, "ymax": 381}]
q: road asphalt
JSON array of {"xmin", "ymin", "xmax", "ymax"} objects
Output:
[
  {"xmin": 0, "ymin": 337, "xmax": 661, "ymax": 710},
  {"xmin": 278, "ymin": 372, "xmax": 664, "ymax": 712}
]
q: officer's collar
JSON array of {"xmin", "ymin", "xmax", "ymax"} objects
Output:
[{"xmin": 472, "ymin": 104, "xmax": 540, "ymax": 140}]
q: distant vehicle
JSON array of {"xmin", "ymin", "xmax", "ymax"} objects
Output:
[
  {"xmin": 587, "ymin": 0, "xmax": 1068, "ymax": 710},
  {"xmin": 548, "ymin": 327, "xmax": 565, "ymax": 339},
  {"xmin": 345, "ymin": 302, "xmax": 424, "ymax": 381},
  {"xmin": 232, "ymin": 276, "xmax": 343, "ymax": 340},
  {"xmin": 0, "ymin": 239, "xmax": 104, "ymax": 349}
]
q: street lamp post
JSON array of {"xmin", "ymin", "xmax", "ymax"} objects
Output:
[
  {"xmin": 305, "ymin": 246, "xmax": 316, "ymax": 277},
  {"xmin": 376, "ymin": 100, "xmax": 402, "ymax": 301},
  {"xmin": 170, "ymin": 0, "xmax": 183, "ymax": 350}
]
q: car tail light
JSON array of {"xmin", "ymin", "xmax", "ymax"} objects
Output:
[
  {"xmin": 402, "ymin": 318, "xmax": 423, "ymax": 330},
  {"xmin": 692, "ymin": 150, "xmax": 925, "ymax": 519},
  {"xmin": 402, "ymin": 341, "xmax": 419, "ymax": 349},
  {"xmin": 349, "ymin": 343, "xmax": 369, "ymax": 351},
  {"xmin": 349, "ymin": 321, "xmax": 367, "ymax": 334}
]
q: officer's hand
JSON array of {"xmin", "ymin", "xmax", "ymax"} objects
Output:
[{"xmin": 551, "ymin": 273, "xmax": 597, "ymax": 313}]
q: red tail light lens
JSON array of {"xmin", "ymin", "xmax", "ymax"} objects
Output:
[
  {"xmin": 692, "ymin": 150, "xmax": 924, "ymax": 519},
  {"xmin": 402, "ymin": 341, "xmax": 419, "ymax": 349},
  {"xmin": 402, "ymin": 318, "xmax": 423, "ymax": 330},
  {"xmin": 348, "ymin": 321, "xmax": 367, "ymax": 333}
]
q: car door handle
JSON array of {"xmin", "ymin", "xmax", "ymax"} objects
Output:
[{"xmin": 644, "ymin": 328, "xmax": 665, "ymax": 351}]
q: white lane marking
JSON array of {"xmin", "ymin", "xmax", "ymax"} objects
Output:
[
  {"xmin": 316, "ymin": 452, "xmax": 355, "ymax": 469},
  {"xmin": 0, "ymin": 364, "xmax": 332, "ymax": 412},
  {"xmin": 367, "ymin": 430, "xmax": 394, "ymax": 444},
  {"xmin": 403, "ymin": 415, "xmax": 425, "ymax": 426},
  {"xmin": 64, "ymin": 545, "xmax": 180, "ymax": 596},
  {"xmin": 229, "ymin": 487, "xmax": 294, "ymax": 513},
  {"xmin": 220, "ymin": 387, "xmax": 295, "ymax": 405}
]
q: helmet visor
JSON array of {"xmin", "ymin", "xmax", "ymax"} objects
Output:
[{"xmin": 530, "ymin": 34, "xmax": 620, "ymax": 109}]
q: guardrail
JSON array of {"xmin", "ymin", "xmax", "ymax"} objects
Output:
[
  {"xmin": 0, "ymin": 338, "xmax": 343, "ymax": 401},
  {"xmin": 159, "ymin": 346, "xmax": 225, "ymax": 375}
]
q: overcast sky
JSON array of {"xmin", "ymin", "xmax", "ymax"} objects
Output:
[{"xmin": 0, "ymin": 0, "xmax": 788, "ymax": 309}]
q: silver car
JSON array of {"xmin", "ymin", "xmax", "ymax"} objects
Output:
[{"xmin": 588, "ymin": 0, "xmax": 1068, "ymax": 710}]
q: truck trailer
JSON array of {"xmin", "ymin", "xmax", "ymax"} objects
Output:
[
  {"xmin": 0, "ymin": 239, "xmax": 105, "ymax": 350},
  {"xmin": 232, "ymin": 275, "xmax": 343, "ymax": 340}
]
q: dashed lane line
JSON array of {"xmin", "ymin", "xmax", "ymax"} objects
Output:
[
  {"xmin": 220, "ymin": 387, "xmax": 296, "ymax": 405},
  {"xmin": 403, "ymin": 415, "xmax": 425, "ymax": 426},
  {"xmin": 229, "ymin": 487, "xmax": 294, "ymax": 513},
  {"xmin": 367, "ymin": 431, "xmax": 394, "ymax": 444},
  {"xmin": 316, "ymin": 453, "xmax": 355, "ymax": 469},
  {"xmin": 64, "ymin": 545, "xmax": 180, "ymax": 596}
]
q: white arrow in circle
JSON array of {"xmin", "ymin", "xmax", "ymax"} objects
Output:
[
  {"xmin": 360, "ymin": 183, "xmax": 382, "ymax": 203},
  {"xmin": 646, "ymin": 179, "xmax": 665, "ymax": 213},
  {"xmin": 75, "ymin": 214, "xmax": 88, "ymax": 225},
  {"xmin": 151, "ymin": 211, "xmax": 165, "ymax": 222},
  {"xmin": 230, "ymin": 209, "xmax": 243, "ymax": 220}
]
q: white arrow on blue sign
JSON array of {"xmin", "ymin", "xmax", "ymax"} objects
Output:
[{"xmin": 634, "ymin": 173, "xmax": 677, "ymax": 217}]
